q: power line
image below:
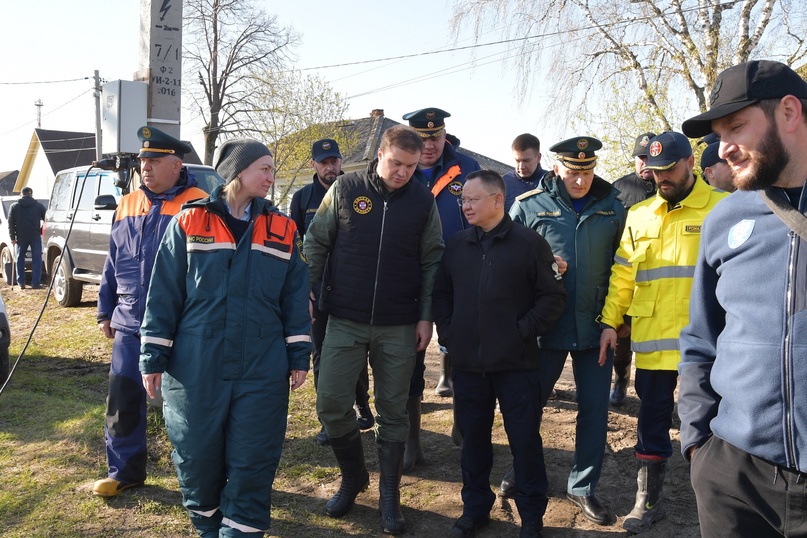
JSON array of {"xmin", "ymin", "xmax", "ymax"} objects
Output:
[{"xmin": 0, "ymin": 77, "xmax": 89, "ymax": 86}]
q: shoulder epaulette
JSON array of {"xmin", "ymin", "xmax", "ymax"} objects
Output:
[{"xmin": 515, "ymin": 187, "xmax": 544, "ymax": 202}]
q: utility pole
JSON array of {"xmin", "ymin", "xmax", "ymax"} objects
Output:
[
  {"xmin": 93, "ymin": 70, "xmax": 103, "ymax": 160},
  {"xmin": 134, "ymin": 0, "xmax": 183, "ymax": 139},
  {"xmin": 34, "ymin": 99, "xmax": 43, "ymax": 128}
]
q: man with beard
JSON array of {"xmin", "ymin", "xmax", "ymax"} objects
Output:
[
  {"xmin": 598, "ymin": 131, "xmax": 727, "ymax": 534},
  {"xmin": 609, "ymin": 132, "xmax": 657, "ymax": 407},
  {"xmin": 290, "ymin": 139, "xmax": 374, "ymax": 446},
  {"xmin": 678, "ymin": 60, "xmax": 807, "ymax": 538}
]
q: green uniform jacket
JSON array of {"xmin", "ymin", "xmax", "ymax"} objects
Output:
[{"xmin": 510, "ymin": 174, "xmax": 626, "ymax": 350}]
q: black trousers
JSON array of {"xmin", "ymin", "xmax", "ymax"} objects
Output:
[
  {"xmin": 454, "ymin": 369, "xmax": 548, "ymax": 526},
  {"xmin": 692, "ymin": 435, "xmax": 807, "ymax": 537}
]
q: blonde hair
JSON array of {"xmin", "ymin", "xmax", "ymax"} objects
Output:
[{"xmin": 223, "ymin": 179, "xmax": 241, "ymax": 205}]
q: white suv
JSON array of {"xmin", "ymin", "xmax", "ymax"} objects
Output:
[{"xmin": 43, "ymin": 165, "xmax": 223, "ymax": 306}]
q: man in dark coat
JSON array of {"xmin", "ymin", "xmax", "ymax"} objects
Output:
[
  {"xmin": 433, "ymin": 169, "xmax": 565, "ymax": 538},
  {"xmin": 8, "ymin": 187, "xmax": 46, "ymax": 289}
]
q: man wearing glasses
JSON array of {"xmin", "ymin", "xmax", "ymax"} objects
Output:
[{"xmin": 433, "ymin": 169, "xmax": 565, "ymax": 537}]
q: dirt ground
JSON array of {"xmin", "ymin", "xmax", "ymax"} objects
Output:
[
  {"xmin": 277, "ymin": 338, "xmax": 700, "ymax": 538},
  {"xmin": 2, "ymin": 283, "xmax": 700, "ymax": 537}
]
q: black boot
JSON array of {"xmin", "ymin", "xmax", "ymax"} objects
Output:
[
  {"xmin": 325, "ymin": 427, "xmax": 370, "ymax": 518},
  {"xmin": 377, "ymin": 439, "xmax": 406, "ymax": 534},
  {"xmin": 403, "ymin": 395, "xmax": 425, "ymax": 473},
  {"xmin": 499, "ymin": 465, "xmax": 516, "ymax": 498},
  {"xmin": 622, "ymin": 458, "xmax": 667, "ymax": 533},
  {"xmin": 435, "ymin": 351, "xmax": 453, "ymax": 397},
  {"xmin": 610, "ymin": 336, "xmax": 632, "ymax": 406}
]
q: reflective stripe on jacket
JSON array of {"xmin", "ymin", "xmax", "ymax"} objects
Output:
[{"xmin": 600, "ymin": 177, "xmax": 727, "ymax": 370}]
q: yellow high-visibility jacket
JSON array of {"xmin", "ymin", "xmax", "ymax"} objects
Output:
[{"xmin": 599, "ymin": 177, "xmax": 728, "ymax": 370}]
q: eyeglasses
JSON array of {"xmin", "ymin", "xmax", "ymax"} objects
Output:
[{"xmin": 459, "ymin": 193, "xmax": 497, "ymax": 207}]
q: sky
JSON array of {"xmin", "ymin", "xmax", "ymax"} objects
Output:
[{"xmin": 0, "ymin": 0, "xmax": 568, "ymax": 174}]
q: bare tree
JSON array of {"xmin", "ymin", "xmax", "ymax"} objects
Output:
[
  {"xmin": 183, "ymin": 0, "xmax": 299, "ymax": 164},
  {"xmin": 452, "ymin": 0, "xmax": 807, "ymax": 147},
  {"xmin": 243, "ymin": 70, "xmax": 357, "ymax": 206}
]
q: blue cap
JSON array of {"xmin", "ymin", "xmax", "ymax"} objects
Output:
[
  {"xmin": 137, "ymin": 126, "xmax": 192, "ymax": 159},
  {"xmin": 645, "ymin": 132, "xmax": 692, "ymax": 171},
  {"xmin": 700, "ymin": 142, "xmax": 726, "ymax": 170},
  {"xmin": 311, "ymin": 138, "xmax": 342, "ymax": 162}
]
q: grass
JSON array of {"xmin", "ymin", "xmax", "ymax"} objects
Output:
[{"xmin": 1, "ymin": 284, "xmax": 692, "ymax": 537}]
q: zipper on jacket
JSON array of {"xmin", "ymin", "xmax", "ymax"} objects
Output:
[
  {"xmin": 784, "ymin": 230, "xmax": 798, "ymax": 468},
  {"xmin": 370, "ymin": 200, "xmax": 388, "ymax": 324}
]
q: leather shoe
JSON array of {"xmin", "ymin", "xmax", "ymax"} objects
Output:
[
  {"xmin": 355, "ymin": 402, "xmax": 374, "ymax": 431},
  {"xmin": 499, "ymin": 466, "xmax": 516, "ymax": 498},
  {"xmin": 610, "ymin": 380, "xmax": 627, "ymax": 406},
  {"xmin": 315, "ymin": 425, "xmax": 330, "ymax": 446},
  {"xmin": 92, "ymin": 477, "xmax": 143, "ymax": 497},
  {"xmin": 451, "ymin": 514, "xmax": 490, "ymax": 537},
  {"xmin": 566, "ymin": 494, "xmax": 614, "ymax": 525}
]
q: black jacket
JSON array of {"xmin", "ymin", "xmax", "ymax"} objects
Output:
[
  {"xmin": 432, "ymin": 214, "xmax": 566, "ymax": 372},
  {"xmin": 613, "ymin": 171, "xmax": 656, "ymax": 209},
  {"xmin": 8, "ymin": 195, "xmax": 46, "ymax": 242}
]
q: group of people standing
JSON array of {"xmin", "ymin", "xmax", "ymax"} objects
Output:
[{"xmin": 88, "ymin": 58, "xmax": 807, "ymax": 538}]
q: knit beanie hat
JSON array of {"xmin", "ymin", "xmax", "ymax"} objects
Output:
[{"xmin": 213, "ymin": 139, "xmax": 273, "ymax": 183}]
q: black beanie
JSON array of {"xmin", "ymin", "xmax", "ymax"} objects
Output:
[{"xmin": 213, "ymin": 139, "xmax": 273, "ymax": 183}]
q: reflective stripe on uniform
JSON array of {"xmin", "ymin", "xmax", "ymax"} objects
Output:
[
  {"xmin": 636, "ymin": 265, "xmax": 696, "ymax": 283},
  {"xmin": 632, "ymin": 338, "xmax": 680, "ymax": 353},
  {"xmin": 286, "ymin": 334, "xmax": 311, "ymax": 344},
  {"xmin": 221, "ymin": 517, "xmax": 267, "ymax": 533},
  {"xmin": 141, "ymin": 335, "xmax": 173, "ymax": 347}
]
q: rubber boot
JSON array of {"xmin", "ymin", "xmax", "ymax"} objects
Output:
[
  {"xmin": 622, "ymin": 458, "xmax": 667, "ymax": 534},
  {"xmin": 435, "ymin": 351, "xmax": 453, "ymax": 397},
  {"xmin": 610, "ymin": 336, "xmax": 632, "ymax": 406},
  {"xmin": 377, "ymin": 438, "xmax": 407, "ymax": 534},
  {"xmin": 325, "ymin": 427, "xmax": 370, "ymax": 518},
  {"xmin": 403, "ymin": 395, "xmax": 425, "ymax": 473}
]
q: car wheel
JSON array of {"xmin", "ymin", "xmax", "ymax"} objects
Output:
[
  {"xmin": 51, "ymin": 255, "xmax": 83, "ymax": 307},
  {"xmin": 0, "ymin": 246, "xmax": 12, "ymax": 285}
]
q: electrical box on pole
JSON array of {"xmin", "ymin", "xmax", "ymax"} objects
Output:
[
  {"xmin": 134, "ymin": 0, "xmax": 183, "ymax": 139},
  {"xmin": 101, "ymin": 80, "xmax": 148, "ymax": 155}
]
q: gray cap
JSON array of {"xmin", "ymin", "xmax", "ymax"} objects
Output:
[{"xmin": 213, "ymin": 139, "xmax": 273, "ymax": 183}]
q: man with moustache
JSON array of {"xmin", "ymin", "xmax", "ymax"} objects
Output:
[
  {"xmin": 598, "ymin": 131, "xmax": 727, "ymax": 533},
  {"xmin": 609, "ymin": 132, "xmax": 657, "ymax": 406},
  {"xmin": 678, "ymin": 60, "xmax": 807, "ymax": 537},
  {"xmin": 432, "ymin": 170, "xmax": 565, "ymax": 538},
  {"xmin": 290, "ymin": 139, "xmax": 374, "ymax": 446},
  {"xmin": 304, "ymin": 125, "xmax": 444, "ymax": 534}
]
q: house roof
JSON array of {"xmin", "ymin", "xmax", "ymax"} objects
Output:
[
  {"xmin": 15, "ymin": 129, "xmax": 204, "ymax": 190},
  {"xmin": 337, "ymin": 112, "xmax": 511, "ymax": 175},
  {"xmin": 33, "ymin": 129, "xmax": 97, "ymax": 174}
]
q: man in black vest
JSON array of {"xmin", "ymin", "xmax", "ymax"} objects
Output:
[
  {"xmin": 290, "ymin": 139, "xmax": 374, "ymax": 446},
  {"xmin": 304, "ymin": 125, "xmax": 444, "ymax": 535}
]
